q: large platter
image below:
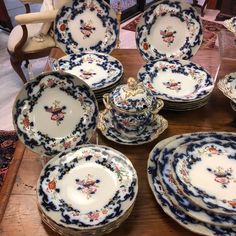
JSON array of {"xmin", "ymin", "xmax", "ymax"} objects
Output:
[
  {"xmin": 12, "ymin": 71, "xmax": 98, "ymax": 156},
  {"xmin": 147, "ymin": 132, "xmax": 236, "ymax": 236},
  {"xmin": 37, "ymin": 144, "xmax": 138, "ymax": 229},
  {"xmin": 53, "ymin": 53, "xmax": 123, "ymax": 91},
  {"xmin": 172, "ymin": 136, "xmax": 236, "ymax": 215},
  {"xmin": 138, "ymin": 59, "xmax": 214, "ymax": 102},
  {"xmin": 55, "ymin": 0, "xmax": 118, "ymax": 54},
  {"xmin": 136, "ymin": 0, "xmax": 203, "ymax": 61},
  {"xmin": 158, "ymin": 134, "xmax": 236, "ymax": 227}
]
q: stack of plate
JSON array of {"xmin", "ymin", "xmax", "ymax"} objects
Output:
[
  {"xmin": 53, "ymin": 0, "xmax": 122, "ymax": 103},
  {"xmin": 51, "ymin": 52, "xmax": 124, "ymax": 102},
  {"xmin": 37, "ymin": 144, "xmax": 138, "ymax": 235},
  {"xmin": 138, "ymin": 59, "xmax": 214, "ymax": 111},
  {"xmin": 147, "ymin": 132, "xmax": 236, "ymax": 235},
  {"xmin": 218, "ymin": 72, "xmax": 236, "ymax": 111}
]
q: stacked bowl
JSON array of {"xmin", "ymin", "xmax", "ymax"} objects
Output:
[
  {"xmin": 135, "ymin": 0, "xmax": 214, "ymax": 111},
  {"xmin": 147, "ymin": 131, "xmax": 236, "ymax": 235}
]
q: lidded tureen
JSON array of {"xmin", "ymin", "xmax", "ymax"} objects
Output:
[{"xmin": 102, "ymin": 77, "xmax": 164, "ymax": 135}]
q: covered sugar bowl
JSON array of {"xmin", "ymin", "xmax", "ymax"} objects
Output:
[{"xmin": 102, "ymin": 77, "xmax": 164, "ymax": 136}]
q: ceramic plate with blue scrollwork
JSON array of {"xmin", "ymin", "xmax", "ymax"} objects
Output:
[
  {"xmin": 157, "ymin": 133, "xmax": 236, "ymax": 227},
  {"xmin": 147, "ymin": 132, "xmax": 236, "ymax": 236},
  {"xmin": 37, "ymin": 144, "xmax": 138, "ymax": 229},
  {"xmin": 138, "ymin": 59, "xmax": 214, "ymax": 102},
  {"xmin": 97, "ymin": 109, "xmax": 168, "ymax": 145},
  {"xmin": 55, "ymin": 0, "xmax": 118, "ymax": 55},
  {"xmin": 136, "ymin": 0, "xmax": 203, "ymax": 61},
  {"xmin": 12, "ymin": 71, "xmax": 98, "ymax": 157},
  {"xmin": 218, "ymin": 72, "xmax": 236, "ymax": 104},
  {"xmin": 223, "ymin": 17, "xmax": 236, "ymax": 36},
  {"xmin": 172, "ymin": 134, "xmax": 236, "ymax": 215},
  {"xmin": 53, "ymin": 53, "xmax": 123, "ymax": 91}
]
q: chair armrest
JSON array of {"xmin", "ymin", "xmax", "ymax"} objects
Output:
[
  {"xmin": 19, "ymin": 0, "xmax": 43, "ymax": 4},
  {"xmin": 15, "ymin": 10, "xmax": 58, "ymax": 25}
]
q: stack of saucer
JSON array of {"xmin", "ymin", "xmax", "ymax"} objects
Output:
[
  {"xmin": 147, "ymin": 132, "xmax": 236, "ymax": 235},
  {"xmin": 37, "ymin": 144, "xmax": 138, "ymax": 235},
  {"xmin": 51, "ymin": 52, "xmax": 124, "ymax": 102},
  {"xmin": 138, "ymin": 59, "xmax": 214, "ymax": 111}
]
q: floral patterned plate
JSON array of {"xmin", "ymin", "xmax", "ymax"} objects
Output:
[
  {"xmin": 172, "ymin": 134, "xmax": 236, "ymax": 215},
  {"xmin": 12, "ymin": 71, "xmax": 98, "ymax": 157},
  {"xmin": 55, "ymin": 0, "xmax": 118, "ymax": 55},
  {"xmin": 218, "ymin": 72, "xmax": 236, "ymax": 104},
  {"xmin": 223, "ymin": 17, "xmax": 236, "ymax": 36},
  {"xmin": 136, "ymin": 0, "xmax": 203, "ymax": 61},
  {"xmin": 148, "ymin": 132, "xmax": 236, "ymax": 236},
  {"xmin": 138, "ymin": 59, "xmax": 214, "ymax": 102},
  {"xmin": 37, "ymin": 144, "xmax": 138, "ymax": 229},
  {"xmin": 53, "ymin": 53, "xmax": 123, "ymax": 91},
  {"xmin": 97, "ymin": 109, "xmax": 168, "ymax": 145},
  {"xmin": 158, "ymin": 134, "xmax": 236, "ymax": 227}
]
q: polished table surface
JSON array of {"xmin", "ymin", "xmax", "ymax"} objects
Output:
[{"xmin": 1, "ymin": 48, "xmax": 236, "ymax": 236}]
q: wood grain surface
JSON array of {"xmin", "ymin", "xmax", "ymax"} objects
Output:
[{"xmin": 1, "ymin": 47, "xmax": 236, "ymax": 236}]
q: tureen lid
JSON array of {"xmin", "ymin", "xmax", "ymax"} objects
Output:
[{"xmin": 110, "ymin": 77, "xmax": 155, "ymax": 112}]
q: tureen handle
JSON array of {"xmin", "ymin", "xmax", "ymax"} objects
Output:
[
  {"xmin": 103, "ymin": 93, "xmax": 112, "ymax": 110},
  {"xmin": 152, "ymin": 99, "xmax": 164, "ymax": 114},
  {"xmin": 127, "ymin": 77, "xmax": 138, "ymax": 90}
]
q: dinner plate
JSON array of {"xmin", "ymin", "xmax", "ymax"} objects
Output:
[
  {"xmin": 158, "ymin": 135, "xmax": 236, "ymax": 227},
  {"xmin": 223, "ymin": 17, "xmax": 236, "ymax": 35},
  {"xmin": 136, "ymin": 0, "xmax": 203, "ymax": 61},
  {"xmin": 147, "ymin": 133, "xmax": 236, "ymax": 236},
  {"xmin": 138, "ymin": 59, "xmax": 214, "ymax": 102},
  {"xmin": 55, "ymin": 0, "xmax": 118, "ymax": 54},
  {"xmin": 97, "ymin": 110, "xmax": 168, "ymax": 145},
  {"xmin": 37, "ymin": 144, "xmax": 138, "ymax": 229},
  {"xmin": 172, "ymin": 136, "xmax": 236, "ymax": 215},
  {"xmin": 218, "ymin": 72, "xmax": 236, "ymax": 104},
  {"xmin": 13, "ymin": 71, "xmax": 98, "ymax": 156},
  {"xmin": 53, "ymin": 53, "xmax": 123, "ymax": 91}
]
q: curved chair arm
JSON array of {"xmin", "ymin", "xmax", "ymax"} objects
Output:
[{"xmin": 15, "ymin": 10, "xmax": 58, "ymax": 25}]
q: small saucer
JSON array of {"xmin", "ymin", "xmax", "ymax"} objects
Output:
[{"xmin": 97, "ymin": 110, "xmax": 168, "ymax": 145}]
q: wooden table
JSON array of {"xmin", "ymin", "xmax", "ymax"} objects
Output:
[{"xmin": 1, "ymin": 48, "xmax": 236, "ymax": 236}]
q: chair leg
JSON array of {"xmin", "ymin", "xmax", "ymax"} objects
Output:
[{"xmin": 10, "ymin": 57, "xmax": 27, "ymax": 83}]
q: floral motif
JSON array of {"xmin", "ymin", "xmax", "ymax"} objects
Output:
[
  {"xmin": 44, "ymin": 101, "xmax": 66, "ymax": 126},
  {"xmin": 80, "ymin": 19, "xmax": 96, "ymax": 39},
  {"xmin": 76, "ymin": 174, "xmax": 100, "ymax": 199},
  {"xmin": 163, "ymin": 79, "xmax": 181, "ymax": 92},
  {"xmin": 198, "ymin": 145, "xmax": 224, "ymax": 157},
  {"xmin": 160, "ymin": 26, "xmax": 177, "ymax": 47},
  {"xmin": 79, "ymin": 69, "xmax": 96, "ymax": 80},
  {"xmin": 207, "ymin": 166, "xmax": 236, "ymax": 188}
]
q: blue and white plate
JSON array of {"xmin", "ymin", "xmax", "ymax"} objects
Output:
[
  {"xmin": 53, "ymin": 53, "xmax": 123, "ymax": 91},
  {"xmin": 223, "ymin": 17, "xmax": 236, "ymax": 36},
  {"xmin": 55, "ymin": 0, "xmax": 118, "ymax": 54},
  {"xmin": 172, "ymin": 135, "xmax": 236, "ymax": 215},
  {"xmin": 12, "ymin": 71, "xmax": 98, "ymax": 157},
  {"xmin": 138, "ymin": 59, "xmax": 214, "ymax": 102},
  {"xmin": 157, "ymin": 134, "xmax": 236, "ymax": 227},
  {"xmin": 136, "ymin": 0, "xmax": 203, "ymax": 61},
  {"xmin": 97, "ymin": 109, "xmax": 168, "ymax": 145},
  {"xmin": 37, "ymin": 144, "xmax": 138, "ymax": 229},
  {"xmin": 148, "ymin": 132, "xmax": 236, "ymax": 236}
]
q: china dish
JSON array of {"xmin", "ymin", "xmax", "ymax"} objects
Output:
[
  {"xmin": 12, "ymin": 71, "xmax": 98, "ymax": 156},
  {"xmin": 223, "ymin": 17, "xmax": 236, "ymax": 36},
  {"xmin": 55, "ymin": 0, "xmax": 118, "ymax": 54},
  {"xmin": 138, "ymin": 59, "xmax": 214, "ymax": 102},
  {"xmin": 147, "ymin": 132, "xmax": 236, "ymax": 236},
  {"xmin": 136, "ymin": 0, "xmax": 203, "ymax": 61},
  {"xmin": 97, "ymin": 109, "xmax": 168, "ymax": 145},
  {"xmin": 37, "ymin": 144, "xmax": 138, "ymax": 232},
  {"xmin": 218, "ymin": 72, "xmax": 236, "ymax": 104},
  {"xmin": 53, "ymin": 53, "xmax": 123, "ymax": 91}
]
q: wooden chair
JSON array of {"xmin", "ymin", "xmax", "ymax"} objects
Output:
[{"xmin": 7, "ymin": 0, "xmax": 70, "ymax": 83}]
